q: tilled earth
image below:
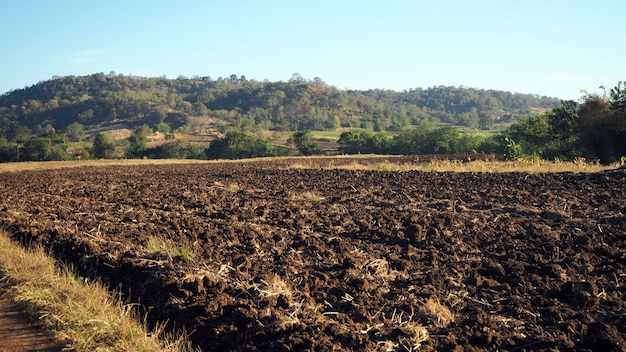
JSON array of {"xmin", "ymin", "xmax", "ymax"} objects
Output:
[{"xmin": 0, "ymin": 158, "xmax": 625, "ymax": 351}]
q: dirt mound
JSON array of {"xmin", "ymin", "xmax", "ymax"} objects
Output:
[{"xmin": 0, "ymin": 160, "xmax": 624, "ymax": 351}]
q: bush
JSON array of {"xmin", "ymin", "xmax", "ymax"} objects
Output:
[
  {"xmin": 205, "ymin": 131, "xmax": 275, "ymax": 159},
  {"xmin": 93, "ymin": 133, "xmax": 115, "ymax": 159}
]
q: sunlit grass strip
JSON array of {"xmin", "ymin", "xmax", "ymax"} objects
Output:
[
  {"xmin": 0, "ymin": 229, "xmax": 196, "ymax": 352},
  {"xmin": 146, "ymin": 236, "xmax": 197, "ymax": 260},
  {"xmin": 0, "ymin": 155, "xmax": 621, "ymax": 174},
  {"xmin": 320, "ymin": 158, "xmax": 619, "ymax": 173},
  {"xmin": 0, "ymin": 159, "xmax": 215, "ymax": 173}
]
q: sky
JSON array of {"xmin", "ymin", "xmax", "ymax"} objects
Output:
[{"xmin": 1, "ymin": 0, "xmax": 625, "ymax": 101}]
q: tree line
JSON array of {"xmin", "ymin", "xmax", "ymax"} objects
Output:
[
  {"xmin": 0, "ymin": 73, "xmax": 622, "ymax": 164},
  {"xmin": 504, "ymin": 83, "xmax": 626, "ymax": 163}
]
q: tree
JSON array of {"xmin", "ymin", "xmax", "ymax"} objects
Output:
[
  {"xmin": 148, "ymin": 139, "xmax": 194, "ymax": 159},
  {"xmin": 205, "ymin": 131, "xmax": 275, "ymax": 159},
  {"xmin": 93, "ymin": 133, "xmax": 115, "ymax": 159},
  {"xmin": 609, "ymin": 81, "xmax": 626, "ymax": 113},
  {"xmin": 427, "ymin": 126, "xmax": 461, "ymax": 154},
  {"xmin": 338, "ymin": 131, "xmax": 368, "ymax": 154},
  {"xmin": 0, "ymin": 138, "xmax": 18, "ymax": 162},
  {"xmin": 329, "ymin": 115, "xmax": 341, "ymax": 130},
  {"xmin": 22, "ymin": 138, "xmax": 51, "ymax": 161},
  {"xmin": 125, "ymin": 129, "xmax": 148, "ymax": 159},
  {"xmin": 155, "ymin": 122, "xmax": 171, "ymax": 134},
  {"xmin": 577, "ymin": 95, "xmax": 623, "ymax": 163},
  {"xmin": 290, "ymin": 131, "xmax": 323, "ymax": 156},
  {"xmin": 478, "ymin": 113, "xmax": 494, "ymax": 130},
  {"xmin": 392, "ymin": 122, "xmax": 435, "ymax": 155},
  {"xmin": 66, "ymin": 122, "xmax": 86, "ymax": 142},
  {"xmin": 8, "ymin": 124, "xmax": 30, "ymax": 143},
  {"xmin": 506, "ymin": 115, "xmax": 550, "ymax": 157},
  {"xmin": 544, "ymin": 100, "xmax": 579, "ymax": 159}
]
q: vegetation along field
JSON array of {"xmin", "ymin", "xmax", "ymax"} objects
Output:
[{"xmin": 1, "ymin": 156, "xmax": 625, "ymax": 351}]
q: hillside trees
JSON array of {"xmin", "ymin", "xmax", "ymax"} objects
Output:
[{"xmin": 0, "ymin": 73, "xmax": 560, "ymax": 136}]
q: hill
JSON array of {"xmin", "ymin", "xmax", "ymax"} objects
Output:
[{"xmin": 0, "ymin": 73, "xmax": 560, "ymax": 138}]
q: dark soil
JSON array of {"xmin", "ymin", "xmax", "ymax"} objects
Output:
[{"xmin": 1, "ymin": 157, "xmax": 625, "ymax": 351}]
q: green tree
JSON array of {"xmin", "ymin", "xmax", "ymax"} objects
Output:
[
  {"xmin": 22, "ymin": 138, "xmax": 52, "ymax": 161},
  {"xmin": 93, "ymin": 133, "xmax": 115, "ymax": 159},
  {"xmin": 0, "ymin": 138, "xmax": 18, "ymax": 162},
  {"xmin": 392, "ymin": 122, "xmax": 435, "ymax": 154},
  {"xmin": 338, "ymin": 130, "xmax": 368, "ymax": 154},
  {"xmin": 66, "ymin": 122, "xmax": 86, "ymax": 142},
  {"xmin": 329, "ymin": 115, "xmax": 341, "ymax": 130},
  {"xmin": 506, "ymin": 115, "xmax": 550, "ymax": 157},
  {"xmin": 77, "ymin": 109, "xmax": 94, "ymax": 122},
  {"xmin": 478, "ymin": 113, "xmax": 494, "ymax": 130},
  {"xmin": 155, "ymin": 122, "xmax": 172, "ymax": 134},
  {"xmin": 609, "ymin": 81, "xmax": 626, "ymax": 113},
  {"xmin": 427, "ymin": 126, "xmax": 461, "ymax": 154},
  {"xmin": 290, "ymin": 131, "xmax": 323, "ymax": 156},
  {"xmin": 125, "ymin": 129, "xmax": 148, "ymax": 159},
  {"xmin": 148, "ymin": 139, "xmax": 195, "ymax": 159},
  {"xmin": 205, "ymin": 131, "xmax": 275, "ymax": 159},
  {"xmin": 8, "ymin": 124, "xmax": 30, "ymax": 143},
  {"xmin": 544, "ymin": 100, "xmax": 579, "ymax": 159}
]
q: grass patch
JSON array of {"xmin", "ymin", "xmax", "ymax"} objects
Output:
[
  {"xmin": 324, "ymin": 157, "xmax": 619, "ymax": 173},
  {"xmin": 309, "ymin": 130, "xmax": 342, "ymax": 141},
  {"xmin": 0, "ymin": 155, "xmax": 620, "ymax": 175},
  {"xmin": 0, "ymin": 229, "xmax": 195, "ymax": 351},
  {"xmin": 298, "ymin": 191, "xmax": 325, "ymax": 202},
  {"xmin": 146, "ymin": 236, "xmax": 197, "ymax": 260}
]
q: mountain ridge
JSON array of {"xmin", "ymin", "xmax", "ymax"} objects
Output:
[{"xmin": 0, "ymin": 73, "xmax": 561, "ymax": 136}]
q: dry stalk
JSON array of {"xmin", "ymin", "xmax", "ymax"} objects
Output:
[{"xmin": 421, "ymin": 298, "xmax": 454, "ymax": 328}]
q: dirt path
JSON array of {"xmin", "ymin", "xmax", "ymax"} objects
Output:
[{"xmin": 0, "ymin": 280, "xmax": 65, "ymax": 352}]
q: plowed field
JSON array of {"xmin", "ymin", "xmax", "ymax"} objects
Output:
[{"xmin": 1, "ymin": 158, "xmax": 625, "ymax": 351}]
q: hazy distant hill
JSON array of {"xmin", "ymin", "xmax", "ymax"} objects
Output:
[{"xmin": 0, "ymin": 73, "xmax": 560, "ymax": 135}]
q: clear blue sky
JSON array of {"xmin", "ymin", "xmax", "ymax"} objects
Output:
[{"xmin": 1, "ymin": 0, "xmax": 624, "ymax": 100}]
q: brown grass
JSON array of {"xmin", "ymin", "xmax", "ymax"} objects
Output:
[
  {"xmin": 328, "ymin": 157, "xmax": 618, "ymax": 173},
  {"xmin": 421, "ymin": 298, "xmax": 455, "ymax": 328},
  {"xmin": 0, "ymin": 155, "xmax": 619, "ymax": 174},
  {"xmin": 0, "ymin": 229, "xmax": 196, "ymax": 352},
  {"xmin": 0, "ymin": 159, "xmax": 214, "ymax": 173}
]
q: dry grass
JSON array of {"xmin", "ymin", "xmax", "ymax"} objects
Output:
[
  {"xmin": 0, "ymin": 229, "xmax": 196, "ymax": 352},
  {"xmin": 0, "ymin": 155, "xmax": 619, "ymax": 174},
  {"xmin": 421, "ymin": 298, "xmax": 455, "ymax": 328},
  {"xmin": 331, "ymin": 158, "xmax": 619, "ymax": 173},
  {"xmin": 365, "ymin": 307, "xmax": 429, "ymax": 352},
  {"xmin": 298, "ymin": 191, "xmax": 325, "ymax": 202},
  {"xmin": 0, "ymin": 159, "xmax": 214, "ymax": 173}
]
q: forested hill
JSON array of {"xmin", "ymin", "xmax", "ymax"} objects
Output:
[{"xmin": 0, "ymin": 73, "xmax": 560, "ymax": 134}]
